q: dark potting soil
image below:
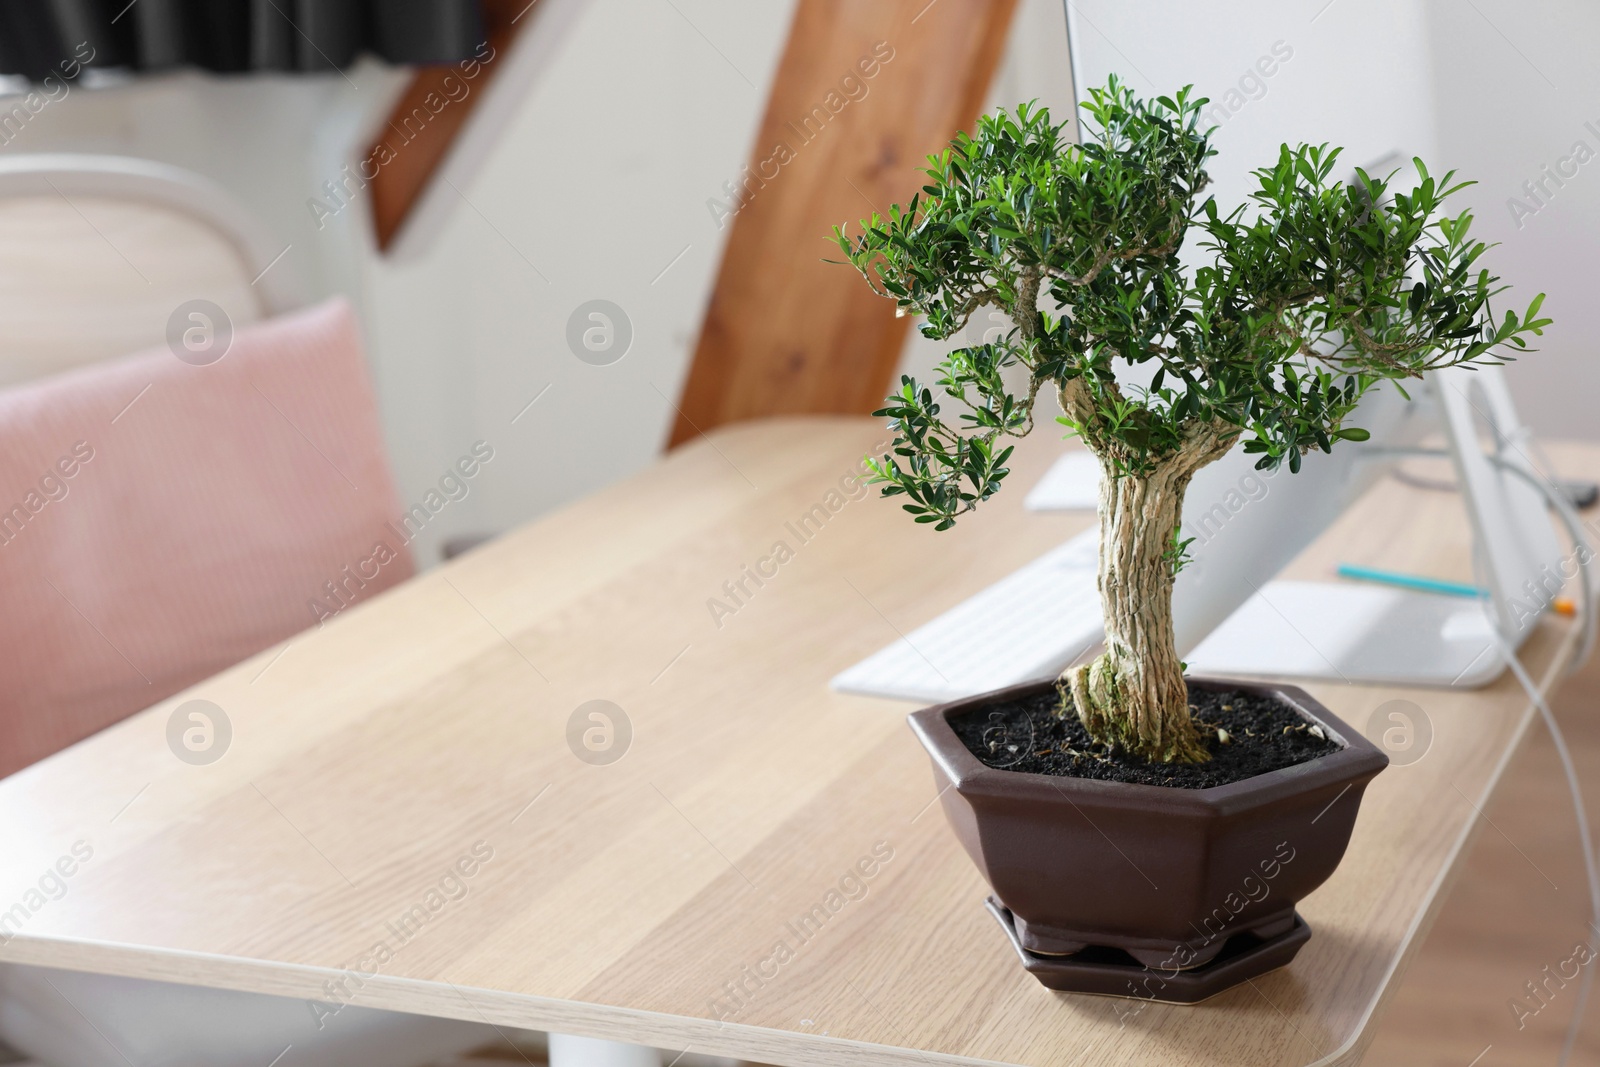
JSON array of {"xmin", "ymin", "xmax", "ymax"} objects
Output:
[{"xmin": 949, "ymin": 684, "xmax": 1340, "ymax": 789}]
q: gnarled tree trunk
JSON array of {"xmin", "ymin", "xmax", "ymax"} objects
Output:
[{"xmin": 1063, "ymin": 425, "xmax": 1236, "ymax": 764}]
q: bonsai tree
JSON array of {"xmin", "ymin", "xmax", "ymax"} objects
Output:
[{"xmin": 834, "ymin": 78, "xmax": 1548, "ymax": 764}]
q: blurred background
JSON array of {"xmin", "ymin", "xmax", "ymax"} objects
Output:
[{"xmin": 5, "ymin": 0, "xmax": 1590, "ymax": 566}]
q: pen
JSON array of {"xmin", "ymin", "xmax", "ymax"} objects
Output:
[{"xmin": 1335, "ymin": 563, "xmax": 1576, "ymax": 617}]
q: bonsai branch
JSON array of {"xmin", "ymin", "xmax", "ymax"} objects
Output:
[
  {"xmin": 942, "ymin": 287, "xmax": 1004, "ymax": 335},
  {"xmin": 1042, "ymin": 231, "xmax": 1182, "ymax": 289}
]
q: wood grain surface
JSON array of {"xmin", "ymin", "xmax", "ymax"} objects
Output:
[
  {"xmin": 668, "ymin": 0, "xmax": 1018, "ymax": 445},
  {"xmin": 0, "ymin": 415, "xmax": 1583, "ymax": 1067},
  {"xmin": 367, "ymin": 0, "xmax": 531, "ymax": 251}
]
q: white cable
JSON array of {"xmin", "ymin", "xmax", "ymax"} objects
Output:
[
  {"xmin": 1474, "ymin": 473, "xmax": 1599, "ymax": 1067},
  {"xmin": 1488, "ymin": 624, "xmax": 1598, "ymax": 1067},
  {"xmin": 1353, "ymin": 438, "xmax": 1597, "ymax": 1061}
]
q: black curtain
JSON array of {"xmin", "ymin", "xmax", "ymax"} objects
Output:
[{"xmin": 0, "ymin": 0, "xmax": 487, "ymax": 81}]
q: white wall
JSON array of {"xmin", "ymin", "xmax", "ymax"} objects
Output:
[
  {"xmin": 1423, "ymin": 0, "xmax": 1600, "ymax": 441},
  {"xmin": 893, "ymin": 0, "xmax": 1080, "ymax": 390},
  {"xmin": 4, "ymin": 0, "xmax": 1589, "ymax": 573},
  {"xmin": 350, "ymin": 0, "xmax": 799, "ymax": 560}
]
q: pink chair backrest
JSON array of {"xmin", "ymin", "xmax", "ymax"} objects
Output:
[{"xmin": 0, "ymin": 297, "xmax": 414, "ymax": 776}]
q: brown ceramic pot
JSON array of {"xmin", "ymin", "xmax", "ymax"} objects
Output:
[{"xmin": 908, "ymin": 677, "xmax": 1387, "ymax": 995}]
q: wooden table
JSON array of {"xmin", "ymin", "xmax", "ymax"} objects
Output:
[{"xmin": 0, "ymin": 417, "xmax": 1583, "ymax": 1067}]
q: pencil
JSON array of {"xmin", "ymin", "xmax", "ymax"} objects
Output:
[
  {"xmin": 1335, "ymin": 564, "xmax": 1579, "ymax": 618},
  {"xmin": 1334, "ymin": 564, "xmax": 1483, "ymax": 599}
]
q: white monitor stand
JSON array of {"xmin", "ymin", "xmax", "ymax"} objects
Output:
[{"xmin": 1186, "ymin": 365, "xmax": 1564, "ymax": 688}]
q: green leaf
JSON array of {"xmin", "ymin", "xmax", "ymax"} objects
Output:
[{"xmin": 827, "ymin": 78, "xmax": 1547, "ymax": 537}]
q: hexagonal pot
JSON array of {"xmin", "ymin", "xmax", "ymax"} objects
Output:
[{"xmin": 908, "ymin": 677, "xmax": 1387, "ymax": 1000}]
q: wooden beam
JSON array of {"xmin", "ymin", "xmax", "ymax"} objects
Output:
[
  {"xmin": 367, "ymin": 0, "xmax": 531, "ymax": 252},
  {"xmin": 669, "ymin": 0, "xmax": 1019, "ymax": 447}
]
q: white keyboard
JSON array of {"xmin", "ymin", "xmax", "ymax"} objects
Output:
[{"xmin": 831, "ymin": 528, "xmax": 1105, "ymax": 704}]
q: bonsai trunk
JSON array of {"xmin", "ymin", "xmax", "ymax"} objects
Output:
[{"xmin": 1063, "ymin": 432, "xmax": 1235, "ymax": 763}]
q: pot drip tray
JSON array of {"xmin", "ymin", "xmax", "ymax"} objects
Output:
[{"xmin": 984, "ymin": 897, "xmax": 1311, "ymax": 1004}]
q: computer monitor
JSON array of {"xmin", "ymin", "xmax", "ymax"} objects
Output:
[
  {"xmin": 1184, "ymin": 365, "xmax": 1567, "ymax": 686},
  {"xmin": 1052, "ymin": 0, "xmax": 1460, "ymax": 658},
  {"xmin": 1172, "ymin": 382, "xmax": 1433, "ymax": 656}
]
